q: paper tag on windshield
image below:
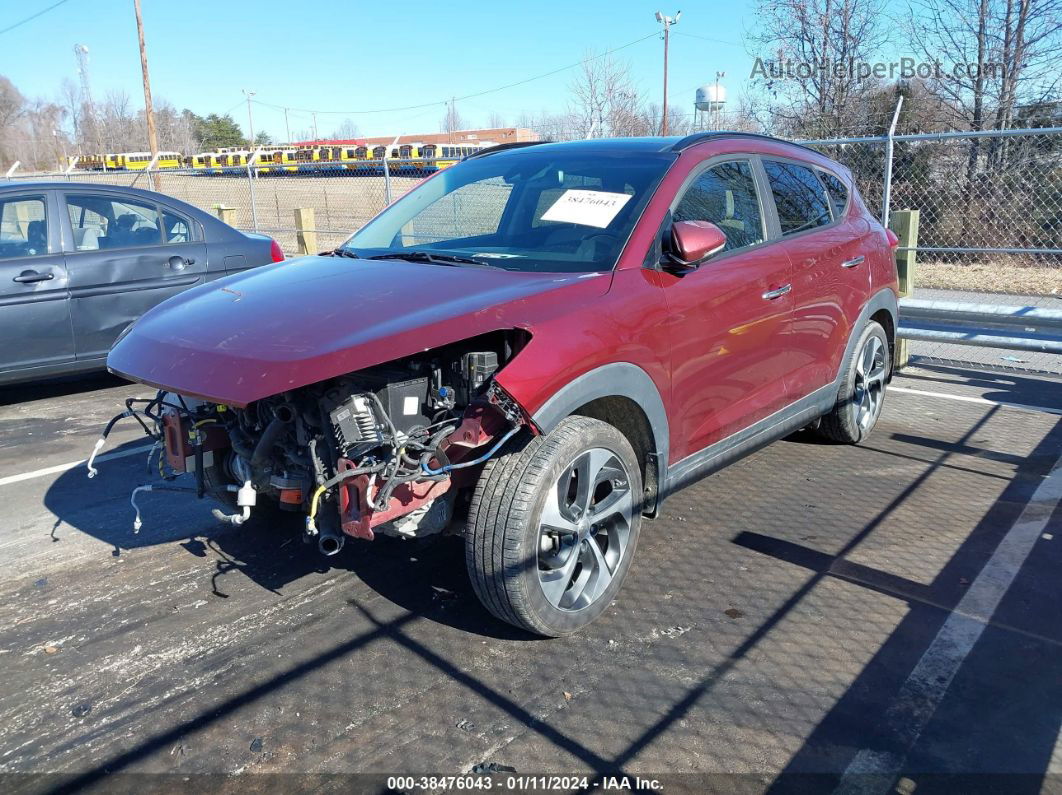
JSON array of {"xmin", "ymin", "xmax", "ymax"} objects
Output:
[{"xmin": 541, "ymin": 189, "xmax": 632, "ymax": 228}]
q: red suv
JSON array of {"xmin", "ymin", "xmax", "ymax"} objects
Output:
[{"xmin": 102, "ymin": 133, "xmax": 898, "ymax": 636}]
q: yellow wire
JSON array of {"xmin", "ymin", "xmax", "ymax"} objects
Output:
[{"xmin": 308, "ymin": 485, "xmax": 327, "ymax": 526}]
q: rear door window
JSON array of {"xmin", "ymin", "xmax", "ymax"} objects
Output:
[
  {"xmin": 66, "ymin": 194, "xmax": 162, "ymax": 251},
  {"xmin": 0, "ymin": 195, "xmax": 48, "ymax": 259},
  {"xmin": 763, "ymin": 160, "xmax": 833, "ymax": 235},
  {"xmin": 674, "ymin": 160, "xmax": 765, "ymax": 252}
]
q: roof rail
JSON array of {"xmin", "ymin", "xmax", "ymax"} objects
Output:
[
  {"xmin": 670, "ymin": 131, "xmax": 819, "ymax": 155},
  {"xmin": 465, "ymin": 141, "xmax": 548, "ymax": 159}
]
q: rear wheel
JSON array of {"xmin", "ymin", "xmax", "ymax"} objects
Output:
[
  {"xmin": 466, "ymin": 416, "xmax": 642, "ymax": 636},
  {"xmin": 816, "ymin": 320, "xmax": 890, "ymax": 444}
]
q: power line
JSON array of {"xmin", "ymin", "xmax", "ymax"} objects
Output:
[
  {"xmin": 252, "ymin": 31, "xmax": 660, "ymax": 116},
  {"xmin": 671, "ymin": 30, "xmax": 747, "ymax": 46},
  {"xmin": 0, "ymin": 0, "xmax": 74, "ymax": 37}
]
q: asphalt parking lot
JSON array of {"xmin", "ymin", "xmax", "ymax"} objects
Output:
[{"xmin": 0, "ymin": 364, "xmax": 1059, "ymax": 793}]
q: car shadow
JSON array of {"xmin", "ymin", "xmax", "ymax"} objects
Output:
[
  {"xmin": 0, "ymin": 371, "xmax": 127, "ymax": 407},
  {"xmin": 43, "ymin": 438, "xmax": 532, "ymax": 641}
]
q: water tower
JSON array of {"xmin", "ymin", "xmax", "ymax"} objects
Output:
[{"xmin": 695, "ymin": 73, "xmax": 726, "ymax": 130}]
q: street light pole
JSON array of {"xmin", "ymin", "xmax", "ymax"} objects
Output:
[
  {"xmin": 132, "ymin": 0, "xmax": 160, "ymax": 190},
  {"xmin": 655, "ymin": 10, "xmax": 681, "ymax": 136},
  {"xmin": 243, "ymin": 89, "xmax": 256, "ymax": 145}
]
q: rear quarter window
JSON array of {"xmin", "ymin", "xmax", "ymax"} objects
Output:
[
  {"xmin": 763, "ymin": 160, "xmax": 833, "ymax": 235},
  {"xmin": 818, "ymin": 171, "xmax": 849, "ymax": 218}
]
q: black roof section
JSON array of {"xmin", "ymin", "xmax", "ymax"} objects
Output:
[
  {"xmin": 669, "ymin": 130, "xmax": 821, "ymax": 155},
  {"xmin": 464, "ymin": 131, "xmax": 820, "ymax": 159}
]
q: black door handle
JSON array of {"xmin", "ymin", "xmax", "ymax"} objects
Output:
[
  {"xmin": 167, "ymin": 255, "xmax": 188, "ymax": 270},
  {"xmin": 13, "ymin": 270, "xmax": 54, "ymax": 283}
]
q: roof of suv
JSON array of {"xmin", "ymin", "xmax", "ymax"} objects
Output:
[{"xmin": 469, "ymin": 132, "xmax": 819, "ymax": 159}]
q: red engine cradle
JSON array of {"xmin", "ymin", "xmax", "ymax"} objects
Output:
[
  {"xmin": 336, "ymin": 404, "xmax": 515, "ymax": 540},
  {"xmin": 162, "ymin": 411, "xmax": 229, "ymax": 473}
]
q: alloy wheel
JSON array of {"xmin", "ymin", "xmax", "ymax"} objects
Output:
[
  {"xmin": 852, "ymin": 335, "xmax": 887, "ymax": 432},
  {"xmin": 537, "ymin": 448, "xmax": 634, "ymax": 612}
]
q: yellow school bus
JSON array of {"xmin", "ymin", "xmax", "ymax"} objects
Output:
[
  {"xmin": 121, "ymin": 151, "xmax": 182, "ymax": 170},
  {"xmin": 190, "ymin": 152, "xmax": 221, "ymax": 174},
  {"xmin": 218, "ymin": 151, "xmax": 251, "ymax": 173},
  {"xmin": 270, "ymin": 149, "xmax": 297, "ymax": 172},
  {"xmin": 294, "ymin": 146, "xmax": 324, "ymax": 172},
  {"xmin": 417, "ymin": 143, "xmax": 481, "ymax": 172}
]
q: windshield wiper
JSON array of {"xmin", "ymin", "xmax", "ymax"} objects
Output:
[
  {"xmin": 367, "ymin": 250, "xmax": 495, "ymax": 268},
  {"xmin": 330, "ymin": 248, "xmax": 361, "ymax": 259}
]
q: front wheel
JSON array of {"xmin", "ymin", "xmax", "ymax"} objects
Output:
[{"xmin": 466, "ymin": 416, "xmax": 642, "ymax": 636}]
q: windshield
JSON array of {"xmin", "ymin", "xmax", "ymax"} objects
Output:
[{"xmin": 339, "ymin": 146, "xmax": 674, "ymax": 273}]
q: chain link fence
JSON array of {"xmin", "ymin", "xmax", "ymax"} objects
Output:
[
  {"xmin": 801, "ymin": 127, "xmax": 1062, "ymax": 375},
  {"xmin": 9, "ymin": 128, "xmax": 1062, "ymax": 372}
]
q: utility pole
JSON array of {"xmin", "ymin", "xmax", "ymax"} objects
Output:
[
  {"xmin": 283, "ymin": 107, "xmax": 291, "ymax": 144},
  {"xmin": 132, "ymin": 0, "xmax": 160, "ymax": 190},
  {"xmin": 312, "ymin": 111, "xmax": 319, "ymax": 141},
  {"xmin": 243, "ymin": 89, "xmax": 256, "ymax": 145},
  {"xmin": 654, "ymin": 10, "xmax": 681, "ymax": 136}
]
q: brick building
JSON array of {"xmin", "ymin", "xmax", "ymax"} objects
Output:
[{"xmin": 294, "ymin": 127, "xmax": 538, "ymax": 148}]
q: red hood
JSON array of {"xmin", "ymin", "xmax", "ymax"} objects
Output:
[{"xmin": 107, "ymin": 255, "xmax": 610, "ymax": 405}]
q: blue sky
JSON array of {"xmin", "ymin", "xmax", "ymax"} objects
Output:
[{"xmin": 1, "ymin": 0, "xmax": 757, "ymax": 139}]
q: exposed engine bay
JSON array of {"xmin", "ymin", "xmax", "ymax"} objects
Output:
[{"xmin": 88, "ymin": 331, "xmax": 528, "ymax": 556}]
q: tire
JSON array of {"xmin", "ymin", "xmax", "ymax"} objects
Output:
[
  {"xmin": 466, "ymin": 416, "xmax": 642, "ymax": 636},
  {"xmin": 816, "ymin": 320, "xmax": 890, "ymax": 444}
]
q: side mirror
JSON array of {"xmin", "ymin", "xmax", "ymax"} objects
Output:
[{"xmin": 665, "ymin": 221, "xmax": 727, "ymax": 270}]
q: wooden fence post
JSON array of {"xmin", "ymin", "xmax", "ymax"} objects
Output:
[
  {"xmin": 889, "ymin": 208, "xmax": 919, "ymax": 370},
  {"xmin": 294, "ymin": 207, "xmax": 317, "ymax": 256},
  {"xmin": 214, "ymin": 205, "xmax": 236, "ymax": 226}
]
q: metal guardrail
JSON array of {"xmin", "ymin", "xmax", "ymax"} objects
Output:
[{"xmin": 899, "ymin": 298, "xmax": 1062, "ymax": 354}]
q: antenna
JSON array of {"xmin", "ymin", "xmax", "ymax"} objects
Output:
[{"xmin": 73, "ymin": 44, "xmax": 101, "ymax": 155}]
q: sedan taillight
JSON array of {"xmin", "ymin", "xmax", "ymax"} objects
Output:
[{"xmin": 269, "ymin": 239, "xmax": 285, "ymax": 262}]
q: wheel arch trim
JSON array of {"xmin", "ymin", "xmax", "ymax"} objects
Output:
[
  {"xmin": 838, "ymin": 287, "xmax": 898, "ymax": 387},
  {"xmin": 530, "ymin": 362, "xmax": 670, "ymax": 509}
]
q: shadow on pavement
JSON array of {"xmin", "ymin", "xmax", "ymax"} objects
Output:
[{"xmin": 33, "ymin": 368, "xmax": 1062, "ymax": 791}]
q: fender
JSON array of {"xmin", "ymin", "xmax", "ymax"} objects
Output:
[
  {"xmin": 833, "ymin": 287, "xmax": 898, "ymax": 389},
  {"xmin": 530, "ymin": 361, "xmax": 671, "ymax": 515}
]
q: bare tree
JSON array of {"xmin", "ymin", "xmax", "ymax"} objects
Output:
[
  {"xmin": 0, "ymin": 76, "xmax": 27, "ymax": 165},
  {"xmin": 440, "ymin": 101, "xmax": 466, "ymax": 137},
  {"xmin": 907, "ymin": 0, "xmax": 1062, "ymax": 132},
  {"xmin": 748, "ymin": 0, "xmax": 891, "ymax": 136},
  {"xmin": 330, "ymin": 118, "xmax": 362, "ymax": 139},
  {"xmin": 567, "ymin": 51, "xmax": 647, "ymax": 138},
  {"xmin": 488, "ymin": 111, "xmax": 507, "ymax": 128}
]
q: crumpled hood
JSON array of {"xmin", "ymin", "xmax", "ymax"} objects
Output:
[{"xmin": 107, "ymin": 255, "xmax": 609, "ymax": 405}]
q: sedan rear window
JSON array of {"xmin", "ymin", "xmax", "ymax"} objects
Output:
[
  {"xmin": 66, "ymin": 194, "xmax": 162, "ymax": 251},
  {"xmin": 763, "ymin": 160, "xmax": 833, "ymax": 235}
]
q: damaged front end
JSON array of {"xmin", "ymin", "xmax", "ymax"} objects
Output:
[{"xmin": 89, "ymin": 332, "xmax": 529, "ymax": 555}]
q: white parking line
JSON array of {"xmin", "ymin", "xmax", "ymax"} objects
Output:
[
  {"xmin": 0, "ymin": 443, "xmax": 155, "ymax": 488},
  {"xmin": 835, "ymin": 456, "xmax": 1062, "ymax": 793},
  {"xmin": 890, "ymin": 385, "xmax": 1062, "ymax": 416}
]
